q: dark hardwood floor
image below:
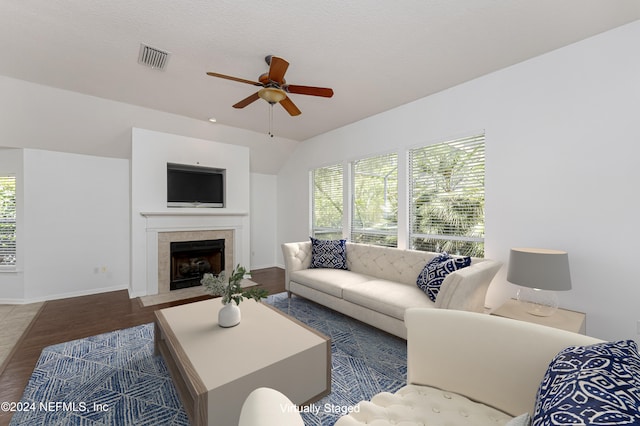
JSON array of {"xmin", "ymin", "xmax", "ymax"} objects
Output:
[{"xmin": 0, "ymin": 267, "xmax": 285, "ymax": 426}]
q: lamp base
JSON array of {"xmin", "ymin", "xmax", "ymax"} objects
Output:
[{"xmin": 516, "ymin": 288, "xmax": 559, "ymax": 317}]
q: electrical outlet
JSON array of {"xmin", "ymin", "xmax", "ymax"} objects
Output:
[{"xmin": 637, "ymin": 320, "xmax": 640, "ymax": 335}]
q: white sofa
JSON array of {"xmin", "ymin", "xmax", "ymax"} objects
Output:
[
  {"xmin": 240, "ymin": 310, "xmax": 604, "ymax": 425},
  {"xmin": 282, "ymin": 241, "xmax": 502, "ymax": 338}
]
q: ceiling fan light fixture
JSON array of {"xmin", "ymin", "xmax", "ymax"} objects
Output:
[{"xmin": 258, "ymin": 87, "xmax": 287, "ymax": 104}]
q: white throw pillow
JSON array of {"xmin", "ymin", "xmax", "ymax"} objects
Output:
[{"xmin": 505, "ymin": 413, "xmax": 530, "ymax": 426}]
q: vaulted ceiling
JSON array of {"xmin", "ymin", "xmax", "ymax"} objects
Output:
[{"xmin": 1, "ymin": 1, "xmax": 639, "ymax": 142}]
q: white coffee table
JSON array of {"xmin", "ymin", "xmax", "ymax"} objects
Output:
[{"xmin": 154, "ymin": 298, "xmax": 330, "ymax": 426}]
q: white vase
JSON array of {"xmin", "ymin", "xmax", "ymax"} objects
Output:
[{"xmin": 218, "ymin": 302, "xmax": 241, "ymax": 328}]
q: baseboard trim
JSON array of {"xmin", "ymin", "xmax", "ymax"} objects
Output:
[{"xmin": 0, "ymin": 284, "xmax": 128, "ymax": 304}]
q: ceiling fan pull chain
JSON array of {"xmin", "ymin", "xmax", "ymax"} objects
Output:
[{"xmin": 268, "ymin": 103, "xmax": 275, "ymax": 138}]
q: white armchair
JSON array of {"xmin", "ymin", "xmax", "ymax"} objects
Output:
[{"xmin": 335, "ymin": 309, "xmax": 601, "ymax": 425}]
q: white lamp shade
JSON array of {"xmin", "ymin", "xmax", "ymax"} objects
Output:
[{"xmin": 507, "ymin": 248, "xmax": 572, "ymax": 291}]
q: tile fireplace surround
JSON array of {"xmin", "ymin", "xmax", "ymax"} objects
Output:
[{"xmin": 138, "ymin": 211, "xmax": 249, "ymax": 296}]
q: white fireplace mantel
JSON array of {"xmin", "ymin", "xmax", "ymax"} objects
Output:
[
  {"xmin": 140, "ymin": 210, "xmax": 248, "ymax": 233},
  {"xmin": 140, "ymin": 210, "xmax": 248, "ymax": 217}
]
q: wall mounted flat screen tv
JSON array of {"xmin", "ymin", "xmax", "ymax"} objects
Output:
[{"xmin": 167, "ymin": 163, "xmax": 225, "ymax": 208}]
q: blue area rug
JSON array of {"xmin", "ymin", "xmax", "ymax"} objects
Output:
[
  {"xmin": 267, "ymin": 293, "xmax": 407, "ymax": 425},
  {"xmin": 10, "ymin": 293, "xmax": 406, "ymax": 425},
  {"xmin": 9, "ymin": 323, "xmax": 189, "ymax": 426}
]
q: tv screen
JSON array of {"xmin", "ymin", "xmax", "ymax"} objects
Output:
[{"xmin": 167, "ymin": 163, "xmax": 225, "ymax": 207}]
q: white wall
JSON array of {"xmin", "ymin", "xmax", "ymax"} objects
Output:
[
  {"xmin": 0, "ymin": 74, "xmax": 298, "ymax": 175},
  {"xmin": 0, "ymin": 133, "xmax": 278, "ymax": 303},
  {"xmin": 278, "ymin": 21, "xmax": 640, "ymax": 342},
  {"xmin": 0, "ymin": 149, "xmax": 130, "ymax": 303},
  {"xmin": 0, "ymin": 74, "xmax": 289, "ymax": 302},
  {"xmin": 250, "ymin": 173, "xmax": 278, "ymax": 270}
]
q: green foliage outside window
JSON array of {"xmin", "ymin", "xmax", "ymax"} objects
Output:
[
  {"xmin": 312, "ymin": 165, "xmax": 343, "ymax": 239},
  {"xmin": 410, "ymin": 136, "xmax": 485, "ymax": 257},
  {"xmin": 352, "ymin": 153, "xmax": 398, "ymax": 247},
  {"xmin": 0, "ymin": 176, "xmax": 16, "ymax": 266}
]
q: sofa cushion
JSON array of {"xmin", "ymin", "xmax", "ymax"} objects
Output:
[
  {"xmin": 417, "ymin": 253, "xmax": 471, "ymax": 302},
  {"xmin": 309, "ymin": 237, "xmax": 348, "ymax": 269},
  {"xmin": 345, "ymin": 243, "xmax": 438, "ymax": 286},
  {"xmin": 343, "ymin": 279, "xmax": 435, "ymax": 320},
  {"xmin": 290, "ymin": 269, "xmax": 372, "ymax": 298},
  {"xmin": 532, "ymin": 339, "xmax": 640, "ymax": 426}
]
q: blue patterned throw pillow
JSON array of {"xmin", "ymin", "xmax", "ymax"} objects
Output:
[
  {"xmin": 416, "ymin": 253, "xmax": 471, "ymax": 302},
  {"xmin": 309, "ymin": 237, "xmax": 348, "ymax": 270},
  {"xmin": 532, "ymin": 340, "xmax": 640, "ymax": 426}
]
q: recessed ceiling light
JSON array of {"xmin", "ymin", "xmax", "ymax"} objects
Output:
[{"xmin": 208, "ymin": 117, "xmax": 217, "ymax": 123}]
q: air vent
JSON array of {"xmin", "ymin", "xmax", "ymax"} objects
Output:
[{"xmin": 138, "ymin": 44, "xmax": 170, "ymax": 70}]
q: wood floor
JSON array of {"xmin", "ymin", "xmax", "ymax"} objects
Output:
[{"xmin": 0, "ymin": 267, "xmax": 285, "ymax": 426}]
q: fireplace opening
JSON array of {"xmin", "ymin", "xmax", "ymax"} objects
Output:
[{"xmin": 170, "ymin": 239, "xmax": 225, "ymax": 290}]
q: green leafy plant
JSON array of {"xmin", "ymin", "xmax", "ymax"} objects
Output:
[{"xmin": 200, "ymin": 264, "xmax": 268, "ymax": 305}]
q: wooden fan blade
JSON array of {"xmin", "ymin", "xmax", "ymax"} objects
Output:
[
  {"xmin": 284, "ymin": 84, "xmax": 334, "ymax": 98},
  {"xmin": 280, "ymin": 96, "xmax": 301, "ymax": 116},
  {"xmin": 206, "ymin": 72, "xmax": 262, "ymax": 86},
  {"xmin": 233, "ymin": 92, "xmax": 261, "ymax": 109},
  {"xmin": 267, "ymin": 56, "xmax": 289, "ymax": 84}
]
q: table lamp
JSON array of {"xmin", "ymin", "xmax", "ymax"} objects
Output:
[{"xmin": 507, "ymin": 248, "xmax": 572, "ymax": 317}]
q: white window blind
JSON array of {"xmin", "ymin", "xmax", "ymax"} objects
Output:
[
  {"xmin": 351, "ymin": 153, "xmax": 398, "ymax": 247},
  {"xmin": 409, "ymin": 135, "xmax": 485, "ymax": 256},
  {"xmin": 0, "ymin": 176, "xmax": 16, "ymax": 266},
  {"xmin": 311, "ymin": 164, "xmax": 344, "ymax": 239}
]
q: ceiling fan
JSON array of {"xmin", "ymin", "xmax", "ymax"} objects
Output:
[{"xmin": 206, "ymin": 55, "xmax": 334, "ymax": 116}]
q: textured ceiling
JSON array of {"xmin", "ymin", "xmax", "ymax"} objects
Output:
[{"xmin": 1, "ymin": 0, "xmax": 639, "ymax": 142}]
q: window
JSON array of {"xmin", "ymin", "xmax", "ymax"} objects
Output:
[
  {"xmin": 409, "ymin": 135, "xmax": 485, "ymax": 256},
  {"xmin": 351, "ymin": 153, "xmax": 398, "ymax": 247},
  {"xmin": 311, "ymin": 164, "xmax": 343, "ymax": 239},
  {"xmin": 0, "ymin": 176, "xmax": 16, "ymax": 267},
  {"xmin": 310, "ymin": 134, "xmax": 485, "ymax": 254}
]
